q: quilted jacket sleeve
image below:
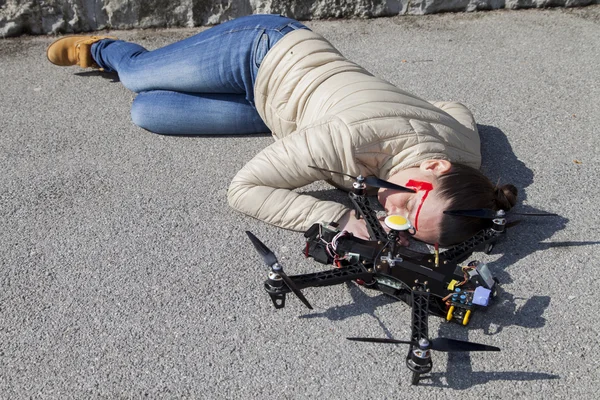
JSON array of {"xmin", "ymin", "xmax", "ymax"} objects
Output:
[{"xmin": 227, "ymin": 117, "xmax": 353, "ymax": 232}]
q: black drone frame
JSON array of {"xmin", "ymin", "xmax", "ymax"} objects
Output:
[
  {"xmin": 245, "ymin": 168, "xmax": 517, "ymax": 385},
  {"xmin": 259, "ymin": 172, "xmax": 506, "ymax": 318}
]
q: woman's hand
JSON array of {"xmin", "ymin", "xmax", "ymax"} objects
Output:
[
  {"xmin": 336, "ymin": 210, "xmax": 409, "ymax": 246},
  {"xmin": 336, "ymin": 210, "xmax": 370, "ymax": 240}
]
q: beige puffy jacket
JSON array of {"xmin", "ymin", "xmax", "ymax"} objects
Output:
[{"xmin": 227, "ymin": 29, "xmax": 481, "ymax": 232}]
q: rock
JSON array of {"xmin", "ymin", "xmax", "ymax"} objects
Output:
[{"xmin": 1, "ymin": 0, "xmax": 598, "ymax": 37}]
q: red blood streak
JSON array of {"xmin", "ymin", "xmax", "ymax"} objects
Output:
[{"xmin": 405, "ymin": 180, "xmax": 434, "ymax": 231}]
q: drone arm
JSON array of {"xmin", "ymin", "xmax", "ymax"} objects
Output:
[
  {"xmin": 439, "ymin": 227, "xmax": 503, "ymax": 264},
  {"xmin": 410, "ymin": 284, "xmax": 430, "ymax": 342},
  {"xmin": 264, "ymin": 263, "xmax": 373, "ymax": 298},
  {"xmin": 348, "ymin": 192, "xmax": 388, "ymax": 242},
  {"xmin": 405, "ymin": 282, "xmax": 433, "ymax": 380}
]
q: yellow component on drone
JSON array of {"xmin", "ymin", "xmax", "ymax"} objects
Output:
[
  {"xmin": 446, "ymin": 306, "xmax": 455, "ymax": 321},
  {"xmin": 384, "ymin": 215, "xmax": 413, "ymax": 231},
  {"xmin": 447, "ymin": 280, "xmax": 459, "ymax": 291},
  {"xmin": 462, "ymin": 309, "xmax": 472, "ymax": 326}
]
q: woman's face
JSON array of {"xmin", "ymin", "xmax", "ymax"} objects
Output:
[{"xmin": 377, "ymin": 161, "xmax": 451, "ymax": 244}]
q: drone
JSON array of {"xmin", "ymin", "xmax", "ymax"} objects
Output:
[{"xmin": 246, "ymin": 166, "xmax": 556, "ymax": 385}]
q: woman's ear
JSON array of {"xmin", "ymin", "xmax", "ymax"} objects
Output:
[{"xmin": 419, "ymin": 159, "xmax": 452, "ymax": 176}]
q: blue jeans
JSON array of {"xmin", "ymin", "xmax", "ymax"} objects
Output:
[{"xmin": 91, "ymin": 15, "xmax": 309, "ymax": 135}]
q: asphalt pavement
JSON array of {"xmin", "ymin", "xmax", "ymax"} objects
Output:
[{"xmin": 1, "ymin": 6, "xmax": 599, "ymax": 399}]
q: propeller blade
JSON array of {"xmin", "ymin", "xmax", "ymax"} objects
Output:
[
  {"xmin": 246, "ymin": 232, "xmax": 312, "ymax": 309},
  {"xmin": 364, "ymin": 176, "xmax": 416, "ymax": 193},
  {"xmin": 444, "ymin": 209, "xmax": 497, "ymax": 219},
  {"xmin": 430, "ymin": 338, "xmax": 500, "ymax": 352},
  {"xmin": 348, "ymin": 336, "xmax": 500, "ymax": 353},
  {"xmin": 279, "ymin": 271, "xmax": 313, "ymax": 310},
  {"xmin": 512, "ymin": 212, "xmax": 558, "ymax": 217},
  {"xmin": 245, "ymin": 231, "xmax": 278, "ymax": 267},
  {"xmin": 308, "ymin": 165, "xmax": 355, "ymax": 180},
  {"xmin": 309, "ymin": 165, "xmax": 415, "ymax": 193},
  {"xmin": 346, "ymin": 337, "xmax": 416, "ymax": 345}
]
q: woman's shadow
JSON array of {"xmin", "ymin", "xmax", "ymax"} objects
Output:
[{"xmin": 476, "ymin": 124, "xmax": 572, "ymax": 283}]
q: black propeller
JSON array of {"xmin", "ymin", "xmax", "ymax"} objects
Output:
[
  {"xmin": 246, "ymin": 230, "xmax": 278, "ymax": 267},
  {"xmin": 347, "ymin": 337, "xmax": 500, "ymax": 352},
  {"xmin": 444, "ymin": 208, "xmax": 558, "ymax": 219},
  {"xmin": 246, "ymin": 231, "xmax": 313, "ymax": 310},
  {"xmin": 308, "ymin": 165, "xmax": 416, "ymax": 193}
]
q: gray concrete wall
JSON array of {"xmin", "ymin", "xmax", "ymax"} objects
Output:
[{"xmin": 1, "ymin": 0, "xmax": 598, "ymax": 37}]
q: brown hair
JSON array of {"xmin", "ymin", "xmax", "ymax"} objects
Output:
[{"xmin": 436, "ymin": 163, "xmax": 517, "ymax": 246}]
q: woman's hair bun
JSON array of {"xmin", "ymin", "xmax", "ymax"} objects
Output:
[{"xmin": 493, "ymin": 184, "xmax": 518, "ymax": 211}]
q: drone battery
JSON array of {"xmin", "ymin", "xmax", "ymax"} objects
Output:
[{"xmin": 473, "ymin": 286, "xmax": 492, "ymax": 306}]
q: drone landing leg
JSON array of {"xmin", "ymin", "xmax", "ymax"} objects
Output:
[
  {"xmin": 264, "ymin": 275, "xmax": 287, "ymax": 309},
  {"xmin": 268, "ymin": 292, "xmax": 286, "ymax": 309}
]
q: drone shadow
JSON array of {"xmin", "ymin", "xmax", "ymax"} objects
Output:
[
  {"xmin": 299, "ymin": 282, "xmax": 399, "ymax": 338},
  {"xmin": 481, "ymin": 294, "xmax": 551, "ymax": 334},
  {"xmin": 420, "ymin": 370, "xmax": 560, "ymax": 388}
]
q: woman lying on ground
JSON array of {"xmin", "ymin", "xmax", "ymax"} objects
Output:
[{"xmin": 46, "ymin": 14, "xmax": 517, "ymax": 246}]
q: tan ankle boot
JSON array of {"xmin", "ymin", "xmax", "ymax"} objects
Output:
[{"xmin": 47, "ymin": 35, "xmax": 118, "ymax": 68}]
